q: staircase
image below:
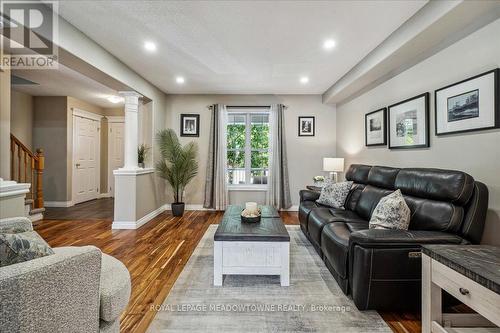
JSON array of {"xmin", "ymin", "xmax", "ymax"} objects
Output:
[{"xmin": 10, "ymin": 134, "xmax": 45, "ymax": 221}]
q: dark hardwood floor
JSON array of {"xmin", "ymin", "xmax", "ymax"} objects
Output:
[{"xmin": 36, "ymin": 201, "xmax": 421, "ymax": 333}]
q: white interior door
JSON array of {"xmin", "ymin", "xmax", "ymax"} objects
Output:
[
  {"xmin": 73, "ymin": 116, "xmax": 100, "ymax": 204},
  {"xmin": 108, "ymin": 122, "xmax": 124, "ymax": 197}
]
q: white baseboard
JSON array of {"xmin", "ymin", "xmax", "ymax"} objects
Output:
[
  {"xmin": 98, "ymin": 192, "xmax": 111, "ymax": 199},
  {"xmin": 163, "ymin": 204, "xmax": 212, "ymax": 211},
  {"xmin": 44, "ymin": 201, "xmax": 74, "ymax": 207},
  {"xmin": 112, "ymin": 204, "xmax": 166, "ymax": 230}
]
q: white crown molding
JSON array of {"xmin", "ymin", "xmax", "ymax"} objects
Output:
[
  {"xmin": 106, "ymin": 116, "xmax": 125, "ymax": 123},
  {"xmin": 72, "ymin": 108, "xmax": 104, "ymax": 121},
  {"xmin": 113, "ymin": 167, "xmax": 155, "ymax": 176}
]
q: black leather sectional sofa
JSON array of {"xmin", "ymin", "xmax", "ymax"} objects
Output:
[{"xmin": 299, "ymin": 164, "xmax": 488, "ymax": 310}]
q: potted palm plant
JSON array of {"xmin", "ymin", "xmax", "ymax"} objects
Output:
[
  {"xmin": 156, "ymin": 129, "xmax": 199, "ymax": 217},
  {"xmin": 137, "ymin": 144, "xmax": 149, "ymax": 168}
]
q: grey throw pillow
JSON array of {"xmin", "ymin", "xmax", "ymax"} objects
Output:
[
  {"xmin": 316, "ymin": 180, "xmax": 353, "ymax": 208},
  {"xmin": 369, "ymin": 189, "xmax": 411, "ymax": 230},
  {"xmin": 0, "ymin": 231, "xmax": 54, "ymax": 267}
]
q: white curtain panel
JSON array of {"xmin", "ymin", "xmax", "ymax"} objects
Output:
[
  {"xmin": 214, "ymin": 105, "xmax": 228, "ymax": 210},
  {"xmin": 267, "ymin": 104, "xmax": 292, "ymax": 209},
  {"xmin": 203, "ymin": 104, "xmax": 228, "ymax": 210}
]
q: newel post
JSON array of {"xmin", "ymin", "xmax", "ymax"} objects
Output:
[{"xmin": 35, "ymin": 148, "xmax": 44, "ymax": 209}]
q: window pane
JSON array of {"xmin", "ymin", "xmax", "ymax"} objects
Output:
[
  {"xmin": 227, "ymin": 114, "xmax": 246, "ymax": 149},
  {"xmin": 228, "ymin": 169, "xmax": 246, "ymax": 185},
  {"xmin": 251, "ymin": 151, "xmax": 269, "ymax": 168},
  {"xmin": 251, "ymin": 169, "xmax": 268, "ymax": 185},
  {"xmin": 227, "ymin": 150, "xmax": 245, "ymax": 168},
  {"xmin": 251, "ymin": 114, "xmax": 269, "ymax": 149}
]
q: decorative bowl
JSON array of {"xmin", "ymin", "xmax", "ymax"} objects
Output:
[{"xmin": 241, "ymin": 209, "xmax": 261, "ymax": 223}]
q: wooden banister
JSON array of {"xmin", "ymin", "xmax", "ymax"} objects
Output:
[{"xmin": 10, "ymin": 134, "xmax": 44, "ymax": 209}]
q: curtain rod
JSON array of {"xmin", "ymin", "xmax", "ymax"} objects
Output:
[{"xmin": 227, "ymin": 105, "xmax": 270, "ymax": 108}]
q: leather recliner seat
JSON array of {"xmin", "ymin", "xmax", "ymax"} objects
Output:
[{"xmin": 299, "ymin": 164, "xmax": 488, "ymax": 310}]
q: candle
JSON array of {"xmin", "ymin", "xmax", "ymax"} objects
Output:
[{"xmin": 245, "ymin": 202, "xmax": 258, "ymax": 212}]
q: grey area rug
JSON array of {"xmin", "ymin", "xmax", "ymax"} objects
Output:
[{"xmin": 147, "ymin": 225, "xmax": 391, "ymax": 333}]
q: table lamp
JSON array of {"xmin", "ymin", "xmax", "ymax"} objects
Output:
[{"xmin": 323, "ymin": 158, "xmax": 344, "ymax": 183}]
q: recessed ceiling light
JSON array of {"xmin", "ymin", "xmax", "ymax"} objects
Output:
[
  {"xmin": 144, "ymin": 41, "xmax": 157, "ymax": 52},
  {"xmin": 176, "ymin": 76, "xmax": 185, "ymax": 84},
  {"xmin": 323, "ymin": 39, "xmax": 336, "ymax": 50},
  {"xmin": 107, "ymin": 96, "xmax": 123, "ymax": 104},
  {"xmin": 300, "ymin": 76, "xmax": 309, "ymax": 84}
]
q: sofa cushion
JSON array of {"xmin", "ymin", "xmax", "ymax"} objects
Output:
[
  {"xmin": 369, "ymin": 190, "xmax": 411, "ymax": 230},
  {"xmin": 0, "ymin": 231, "xmax": 54, "ymax": 267},
  {"xmin": 354, "ymin": 186, "xmax": 393, "ymax": 220},
  {"xmin": 99, "ymin": 253, "xmax": 131, "ymax": 322},
  {"xmin": 298, "ymin": 200, "xmax": 319, "ymax": 232},
  {"xmin": 394, "ymin": 168, "xmax": 474, "ymax": 205},
  {"xmin": 308, "ymin": 208, "xmax": 365, "ymax": 247},
  {"xmin": 321, "ymin": 221, "xmax": 369, "ymax": 280},
  {"xmin": 316, "ymin": 180, "xmax": 353, "ymax": 208}
]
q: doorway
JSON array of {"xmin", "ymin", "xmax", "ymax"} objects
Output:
[
  {"xmin": 107, "ymin": 117, "xmax": 125, "ymax": 197},
  {"xmin": 72, "ymin": 109, "xmax": 101, "ymax": 205}
]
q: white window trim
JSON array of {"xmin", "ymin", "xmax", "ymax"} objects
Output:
[{"xmin": 226, "ymin": 107, "xmax": 270, "ymax": 188}]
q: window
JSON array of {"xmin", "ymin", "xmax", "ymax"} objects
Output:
[{"xmin": 226, "ymin": 110, "xmax": 270, "ymax": 186}]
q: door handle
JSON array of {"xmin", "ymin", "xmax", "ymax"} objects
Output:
[{"xmin": 76, "ymin": 163, "xmax": 81, "ymax": 168}]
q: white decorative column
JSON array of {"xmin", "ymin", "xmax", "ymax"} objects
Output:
[
  {"xmin": 119, "ymin": 91, "xmax": 142, "ymax": 170},
  {"xmin": 112, "ymin": 91, "xmax": 156, "ymax": 230}
]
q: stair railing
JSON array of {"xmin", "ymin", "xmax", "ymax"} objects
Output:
[{"xmin": 10, "ymin": 134, "xmax": 44, "ymax": 209}]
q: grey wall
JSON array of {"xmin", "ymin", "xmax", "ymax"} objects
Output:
[
  {"xmin": 165, "ymin": 94, "xmax": 337, "ymax": 207},
  {"xmin": 0, "ymin": 67, "xmax": 11, "ymax": 180},
  {"xmin": 335, "ymin": 18, "xmax": 500, "ymax": 245},
  {"xmin": 33, "ymin": 97, "xmax": 68, "ymax": 201},
  {"xmin": 11, "ymin": 90, "xmax": 34, "ymax": 150}
]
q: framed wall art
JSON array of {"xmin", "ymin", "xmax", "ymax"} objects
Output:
[
  {"xmin": 365, "ymin": 108, "xmax": 387, "ymax": 146},
  {"xmin": 180, "ymin": 114, "xmax": 200, "ymax": 137},
  {"xmin": 388, "ymin": 92, "xmax": 429, "ymax": 149},
  {"xmin": 298, "ymin": 116, "xmax": 315, "ymax": 136},
  {"xmin": 435, "ymin": 69, "xmax": 499, "ymax": 135}
]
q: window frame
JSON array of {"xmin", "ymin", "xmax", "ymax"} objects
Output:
[{"xmin": 226, "ymin": 108, "xmax": 270, "ymax": 190}]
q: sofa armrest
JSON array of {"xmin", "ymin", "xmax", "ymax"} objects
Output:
[
  {"xmin": 299, "ymin": 189, "xmax": 321, "ymax": 203},
  {"xmin": 349, "ymin": 229, "xmax": 467, "ymax": 249},
  {"xmin": 0, "ymin": 216, "xmax": 33, "ymax": 233},
  {"xmin": 0, "ymin": 246, "xmax": 102, "ymax": 332}
]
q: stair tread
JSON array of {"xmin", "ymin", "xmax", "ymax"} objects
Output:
[{"xmin": 29, "ymin": 208, "xmax": 45, "ymax": 215}]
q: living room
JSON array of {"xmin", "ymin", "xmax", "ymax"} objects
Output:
[{"xmin": 1, "ymin": 1, "xmax": 500, "ymax": 333}]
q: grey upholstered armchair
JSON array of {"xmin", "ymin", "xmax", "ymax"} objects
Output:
[{"xmin": 0, "ymin": 217, "xmax": 131, "ymax": 333}]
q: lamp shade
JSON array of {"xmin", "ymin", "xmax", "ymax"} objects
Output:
[{"xmin": 323, "ymin": 158, "xmax": 344, "ymax": 172}]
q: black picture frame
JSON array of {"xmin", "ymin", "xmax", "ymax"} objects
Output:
[
  {"xmin": 298, "ymin": 116, "xmax": 315, "ymax": 136},
  {"xmin": 365, "ymin": 108, "xmax": 387, "ymax": 146},
  {"xmin": 180, "ymin": 114, "xmax": 200, "ymax": 137},
  {"xmin": 434, "ymin": 68, "xmax": 499, "ymax": 136},
  {"xmin": 388, "ymin": 92, "xmax": 430, "ymax": 149}
]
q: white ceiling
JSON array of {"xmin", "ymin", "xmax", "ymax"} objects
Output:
[
  {"xmin": 12, "ymin": 64, "xmax": 124, "ymax": 108},
  {"xmin": 58, "ymin": 0, "xmax": 427, "ymax": 94}
]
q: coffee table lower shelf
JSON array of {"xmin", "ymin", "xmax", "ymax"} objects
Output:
[{"xmin": 213, "ymin": 240, "xmax": 290, "ymax": 287}]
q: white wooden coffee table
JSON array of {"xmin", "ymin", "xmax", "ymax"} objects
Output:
[{"xmin": 213, "ymin": 205, "xmax": 290, "ymax": 287}]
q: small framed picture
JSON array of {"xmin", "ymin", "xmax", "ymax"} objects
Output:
[
  {"xmin": 298, "ymin": 116, "xmax": 315, "ymax": 136},
  {"xmin": 435, "ymin": 69, "xmax": 499, "ymax": 135},
  {"xmin": 388, "ymin": 92, "xmax": 429, "ymax": 149},
  {"xmin": 180, "ymin": 114, "xmax": 200, "ymax": 137},
  {"xmin": 365, "ymin": 108, "xmax": 387, "ymax": 146}
]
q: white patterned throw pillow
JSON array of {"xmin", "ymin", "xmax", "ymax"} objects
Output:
[
  {"xmin": 369, "ymin": 189, "xmax": 411, "ymax": 230},
  {"xmin": 316, "ymin": 180, "xmax": 353, "ymax": 208}
]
